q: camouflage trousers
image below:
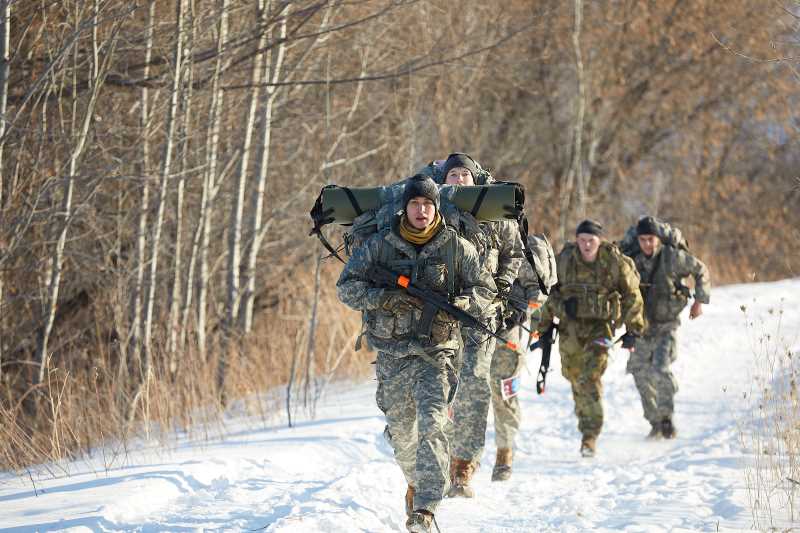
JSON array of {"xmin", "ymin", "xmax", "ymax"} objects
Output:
[
  {"xmin": 490, "ymin": 341, "xmax": 524, "ymax": 449},
  {"xmin": 375, "ymin": 349, "xmax": 453, "ymax": 514},
  {"xmin": 449, "ymin": 327, "xmax": 497, "ymax": 463},
  {"xmin": 559, "ymin": 322, "xmax": 612, "ymax": 439},
  {"xmin": 626, "ymin": 326, "xmax": 679, "ymax": 425}
]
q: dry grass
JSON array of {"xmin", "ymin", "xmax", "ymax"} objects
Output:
[
  {"xmin": 0, "ymin": 266, "xmax": 368, "ymax": 474},
  {"xmin": 740, "ymin": 302, "xmax": 800, "ymax": 530}
]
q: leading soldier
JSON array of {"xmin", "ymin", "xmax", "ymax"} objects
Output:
[
  {"xmin": 537, "ymin": 219, "xmax": 645, "ymax": 457},
  {"xmin": 336, "ymin": 175, "xmax": 496, "ymax": 533},
  {"xmin": 625, "ymin": 216, "xmax": 711, "ymax": 439}
]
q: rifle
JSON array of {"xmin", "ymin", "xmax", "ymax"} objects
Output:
[
  {"xmin": 367, "ymin": 265, "xmax": 521, "ymax": 352},
  {"xmin": 530, "ymin": 323, "xmax": 557, "ymax": 394}
]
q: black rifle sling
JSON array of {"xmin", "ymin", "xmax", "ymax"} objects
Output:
[
  {"xmin": 519, "ymin": 216, "xmax": 550, "ymax": 296},
  {"xmin": 343, "ymin": 187, "xmax": 364, "ymax": 217},
  {"xmin": 309, "ymin": 185, "xmax": 347, "ymax": 263},
  {"xmin": 470, "ymin": 187, "xmax": 489, "ymax": 217}
]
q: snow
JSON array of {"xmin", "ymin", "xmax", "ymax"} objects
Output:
[{"xmin": 2, "ymin": 279, "xmax": 799, "ymax": 532}]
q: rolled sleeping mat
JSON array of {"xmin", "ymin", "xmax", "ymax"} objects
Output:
[
  {"xmin": 311, "ymin": 182, "xmax": 524, "ymax": 226},
  {"xmin": 441, "ymin": 182, "xmax": 524, "ymax": 221}
]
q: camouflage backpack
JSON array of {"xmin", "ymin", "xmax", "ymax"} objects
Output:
[
  {"xmin": 528, "ymin": 233, "xmax": 557, "ymax": 292},
  {"xmin": 618, "ymin": 216, "xmax": 689, "ymax": 257}
]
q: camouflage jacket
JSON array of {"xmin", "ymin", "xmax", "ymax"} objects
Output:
[
  {"xmin": 632, "ymin": 244, "xmax": 711, "ymax": 328},
  {"xmin": 539, "ymin": 241, "xmax": 645, "ymax": 337},
  {"xmin": 336, "ymin": 217, "xmax": 497, "ymax": 357}
]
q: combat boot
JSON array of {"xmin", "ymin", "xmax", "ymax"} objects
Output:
[
  {"xmin": 405, "ymin": 485, "xmax": 415, "ymax": 517},
  {"xmin": 580, "ymin": 435, "xmax": 597, "ymax": 458},
  {"xmin": 661, "ymin": 418, "xmax": 677, "ymax": 439},
  {"xmin": 491, "ymin": 448, "xmax": 513, "ymax": 482},
  {"xmin": 447, "ymin": 457, "xmax": 477, "ymax": 498},
  {"xmin": 646, "ymin": 422, "xmax": 663, "ymax": 440},
  {"xmin": 405, "ymin": 510, "xmax": 434, "ymax": 532}
]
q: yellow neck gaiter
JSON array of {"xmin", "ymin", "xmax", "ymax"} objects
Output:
[{"xmin": 399, "ymin": 212, "xmax": 443, "ymax": 245}]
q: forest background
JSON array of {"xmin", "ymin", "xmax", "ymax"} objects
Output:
[{"xmin": 0, "ymin": 0, "xmax": 798, "ymax": 470}]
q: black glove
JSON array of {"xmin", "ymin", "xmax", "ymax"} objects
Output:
[
  {"xmin": 621, "ymin": 332, "xmax": 639, "ymax": 350},
  {"xmin": 563, "ymin": 297, "xmax": 578, "ymax": 320},
  {"xmin": 503, "ymin": 306, "xmax": 526, "ymax": 330},
  {"xmin": 495, "ymin": 279, "xmax": 512, "ymax": 300}
]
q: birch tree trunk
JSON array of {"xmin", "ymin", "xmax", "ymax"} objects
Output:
[
  {"xmin": 217, "ymin": 0, "xmax": 269, "ymax": 395},
  {"xmin": 240, "ymin": 1, "xmax": 290, "ymax": 333},
  {"xmin": 35, "ymin": 2, "xmax": 110, "ymax": 388},
  {"xmin": 133, "ymin": 0, "xmax": 186, "ymax": 422},
  {"xmin": 176, "ymin": 0, "xmax": 196, "ymax": 359},
  {"xmin": 0, "ymin": 0, "xmax": 10, "ymax": 381},
  {"xmin": 128, "ymin": 0, "xmax": 156, "ymax": 372},
  {"xmin": 558, "ymin": 0, "xmax": 586, "ymax": 241},
  {"xmin": 197, "ymin": 0, "xmax": 229, "ymax": 363},
  {"xmin": 571, "ymin": 0, "xmax": 588, "ymax": 220},
  {"xmin": 168, "ymin": 0, "xmax": 194, "ymax": 373},
  {"xmin": 226, "ymin": 0, "xmax": 266, "ymax": 332}
]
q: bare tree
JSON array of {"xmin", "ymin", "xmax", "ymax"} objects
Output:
[
  {"xmin": 240, "ymin": 0, "xmax": 290, "ymax": 332},
  {"xmin": 167, "ymin": 0, "xmax": 195, "ymax": 372},
  {"xmin": 132, "ymin": 0, "xmax": 188, "ymax": 423},
  {"xmin": 35, "ymin": 1, "xmax": 118, "ymax": 389},
  {"xmin": 197, "ymin": 0, "xmax": 230, "ymax": 364},
  {"xmin": 0, "ymin": 0, "xmax": 10, "ymax": 380},
  {"xmin": 128, "ymin": 0, "xmax": 157, "ymax": 373}
]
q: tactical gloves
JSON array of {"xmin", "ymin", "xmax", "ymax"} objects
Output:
[
  {"xmin": 380, "ymin": 291, "xmax": 422, "ymax": 312},
  {"xmin": 503, "ymin": 305, "xmax": 526, "ymax": 331},
  {"xmin": 621, "ymin": 331, "xmax": 638, "ymax": 350},
  {"xmin": 495, "ymin": 278, "xmax": 512, "ymax": 300}
]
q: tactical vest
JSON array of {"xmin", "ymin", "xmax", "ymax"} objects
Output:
[
  {"xmin": 557, "ymin": 243, "xmax": 623, "ymax": 322},
  {"xmin": 366, "ymin": 225, "xmax": 459, "ymax": 347},
  {"xmin": 638, "ymin": 245, "xmax": 690, "ymax": 324}
]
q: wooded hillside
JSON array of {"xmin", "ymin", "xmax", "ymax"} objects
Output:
[{"xmin": 1, "ymin": 0, "xmax": 797, "ymax": 469}]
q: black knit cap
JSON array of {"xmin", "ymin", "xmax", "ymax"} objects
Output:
[
  {"xmin": 441, "ymin": 152, "xmax": 480, "ymax": 181},
  {"xmin": 635, "ymin": 216, "xmax": 659, "ymax": 237},
  {"xmin": 575, "ymin": 219, "xmax": 604, "ymax": 236},
  {"xmin": 402, "ymin": 174, "xmax": 440, "ymax": 212}
]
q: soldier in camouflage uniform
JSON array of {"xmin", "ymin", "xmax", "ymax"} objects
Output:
[
  {"xmin": 537, "ymin": 220, "xmax": 645, "ymax": 458},
  {"xmin": 489, "ymin": 233, "xmax": 557, "ymax": 481},
  {"xmin": 625, "ymin": 216, "xmax": 711, "ymax": 439},
  {"xmin": 336, "ymin": 175, "xmax": 496, "ymax": 533},
  {"xmin": 421, "ymin": 153, "xmax": 523, "ymax": 498}
]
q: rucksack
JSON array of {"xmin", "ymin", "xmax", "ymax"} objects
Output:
[
  {"xmin": 528, "ymin": 233, "xmax": 557, "ymax": 292},
  {"xmin": 618, "ymin": 216, "xmax": 689, "ymax": 257},
  {"xmin": 309, "ymin": 179, "xmax": 525, "ymax": 261}
]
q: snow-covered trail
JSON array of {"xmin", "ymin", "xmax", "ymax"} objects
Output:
[{"xmin": 2, "ymin": 279, "xmax": 799, "ymax": 533}]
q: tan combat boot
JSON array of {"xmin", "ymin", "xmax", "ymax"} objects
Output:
[
  {"xmin": 661, "ymin": 418, "xmax": 677, "ymax": 439},
  {"xmin": 580, "ymin": 435, "xmax": 597, "ymax": 458},
  {"xmin": 405, "ymin": 485, "xmax": 415, "ymax": 517},
  {"xmin": 405, "ymin": 510, "xmax": 434, "ymax": 532},
  {"xmin": 646, "ymin": 421, "xmax": 663, "ymax": 440},
  {"xmin": 491, "ymin": 448, "xmax": 513, "ymax": 482},
  {"xmin": 447, "ymin": 457, "xmax": 477, "ymax": 498}
]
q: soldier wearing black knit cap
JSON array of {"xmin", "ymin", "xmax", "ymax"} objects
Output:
[
  {"xmin": 336, "ymin": 173, "xmax": 497, "ymax": 532},
  {"xmin": 625, "ymin": 215, "xmax": 711, "ymax": 440},
  {"xmin": 536, "ymin": 219, "xmax": 645, "ymax": 458}
]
